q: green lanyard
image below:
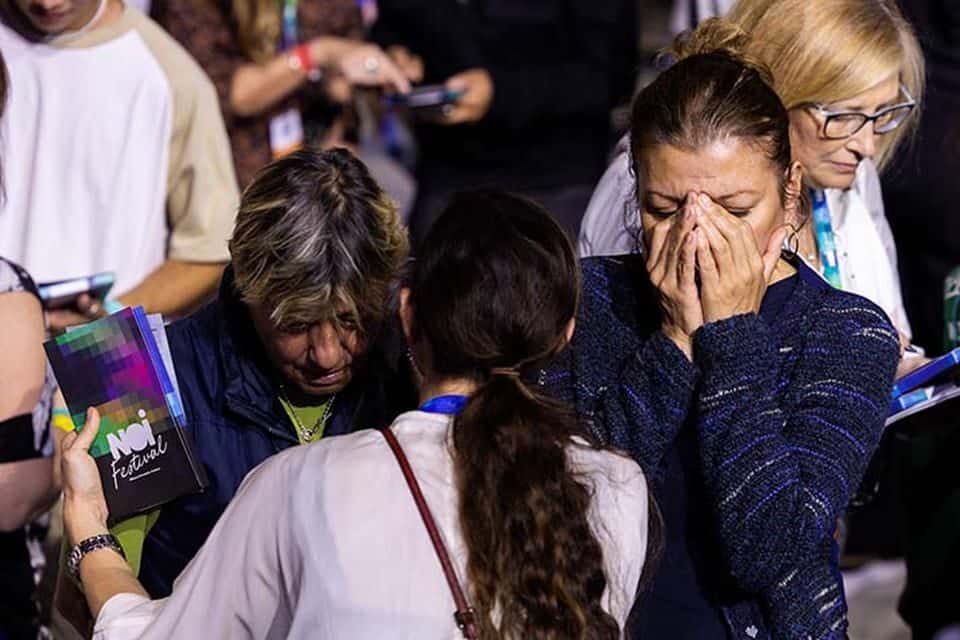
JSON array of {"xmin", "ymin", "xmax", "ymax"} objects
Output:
[{"xmin": 281, "ymin": 0, "xmax": 299, "ymax": 50}]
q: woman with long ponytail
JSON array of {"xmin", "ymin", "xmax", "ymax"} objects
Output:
[
  {"xmin": 58, "ymin": 189, "xmax": 648, "ymax": 638},
  {"xmin": 404, "ymin": 190, "xmax": 648, "ymax": 638}
]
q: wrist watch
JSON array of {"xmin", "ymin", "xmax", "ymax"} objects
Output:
[{"xmin": 67, "ymin": 533, "xmax": 126, "ymax": 581}]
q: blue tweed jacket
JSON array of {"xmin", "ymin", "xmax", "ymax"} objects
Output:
[{"xmin": 542, "ymin": 255, "xmax": 899, "ymax": 640}]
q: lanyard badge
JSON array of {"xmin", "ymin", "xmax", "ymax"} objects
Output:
[
  {"xmin": 809, "ymin": 189, "xmax": 843, "ymax": 289},
  {"xmin": 281, "ymin": 0, "xmax": 299, "ymax": 50},
  {"xmin": 270, "ymin": 0, "xmax": 305, "ymax": 159}
]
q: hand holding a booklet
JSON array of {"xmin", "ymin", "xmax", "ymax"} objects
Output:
[
  {"xmin": 45, "ymin": 307, "xmax": 207, "ymax": 523},
  {"xmin": 46, "ymin": 307, "xmax": 202, "ymax": 632},
  {"xmin": 59, "ymin": 406, "xmax": 151, "ymax": 624},
  {"xmin": 61, "ymin": 408, "xmax": 110, "ymax": 547}
]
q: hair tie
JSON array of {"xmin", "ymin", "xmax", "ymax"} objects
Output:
[{"xmin": 489, "ymin": 367, "xmax": 520, "ymax": 378}]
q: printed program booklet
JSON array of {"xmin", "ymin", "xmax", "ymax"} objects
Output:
[
  {"xmin": 45, "ymin": 306, "xmax": 207, "ymax": 522},
  {"xmin": 886, "ymin": 383, "xmax": 960, "ymax": 429}
]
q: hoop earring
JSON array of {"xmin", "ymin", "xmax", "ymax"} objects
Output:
[{"xmin": 783, "ymin": 223, "xmax": 800, "ymax": 258}]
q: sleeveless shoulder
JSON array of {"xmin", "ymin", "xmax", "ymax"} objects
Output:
[{"xmin": 0, "ymin": 257, "xmax": 39, "ymax": 299}]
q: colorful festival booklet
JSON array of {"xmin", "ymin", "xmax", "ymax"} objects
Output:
[{"xmin": 45, "ymin": 307, "xmax": 207, "ymax": 522}]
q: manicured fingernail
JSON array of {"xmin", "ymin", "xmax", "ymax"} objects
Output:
[{"xmin": 699, "ymin": 194, "xmax": 711, "ymax": 207}]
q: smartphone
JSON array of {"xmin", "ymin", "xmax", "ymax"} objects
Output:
[
  {"xmin": 37, "ymin": 272, "xmax": 115, "ymax": 310},
  {"xmin": 384, "ymin": 85, "xmax": 465, "ymax": 110}
]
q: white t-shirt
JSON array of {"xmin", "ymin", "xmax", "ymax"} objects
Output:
[
  {"xmin": 577, "ymin": 141, "xmax": 912, "ymax": 337},
  {"xmin": 0, "ymin": 8, "xmax": 237, "ymax": 296},
  {"xmin": 93, "ymin": 410, "xmax": 649, "ymax": 639}
]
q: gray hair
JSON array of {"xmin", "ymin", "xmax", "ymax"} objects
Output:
[{"xmin": 229, "ymin": 148, "xmax": 409, "ymax": 332}]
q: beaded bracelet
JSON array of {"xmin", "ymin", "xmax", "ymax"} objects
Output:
[{"xmin": 288, "ymin": 43, "xmax": 322, "ymax": 82}]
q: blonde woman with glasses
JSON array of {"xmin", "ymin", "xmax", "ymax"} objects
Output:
[{"xmin": 579, "ymin": 0, "xmax": 924, "ymax": 362}]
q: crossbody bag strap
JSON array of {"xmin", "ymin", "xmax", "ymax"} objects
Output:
[{"xmin": 380, "ymin": 426, "xmax": 479, "ymax": 639}]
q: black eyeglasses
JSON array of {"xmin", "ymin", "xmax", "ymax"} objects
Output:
[{"xmin": 807, "ymin": 85, "xmax": 916, "ymax": 140}]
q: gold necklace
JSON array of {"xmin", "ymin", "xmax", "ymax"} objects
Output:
[{"xmin": 279, "ymin": 386, "xmax": 337, "ymax": 443}]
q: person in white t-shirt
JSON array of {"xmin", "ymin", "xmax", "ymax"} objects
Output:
[
  {"xmin": 59, "ymin": 190, "xmax": 648, "ymax": 639},
  {"xmin": 0, "ymin": 0, "xmax": 239, "ymax": 331},
  {"xmin": 579, "ymin": 0, "xmax": 925, "ymax": 365}
]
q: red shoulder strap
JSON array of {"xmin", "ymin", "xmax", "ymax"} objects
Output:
[{"xmin": 381, "ymin": 427, "xmax": 479, "ymax": 639}]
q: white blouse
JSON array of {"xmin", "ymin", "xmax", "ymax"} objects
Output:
[
  {"xmin": 577, "ymin": 142, "xmax": 912, "ymax": 337},
  {"xmin": 93, "ymin": 411, "xmax": 649, "ymax": 639},
  {"xmin": 824, "ymin": 159, "xmax": 912, "ymax": 337}
]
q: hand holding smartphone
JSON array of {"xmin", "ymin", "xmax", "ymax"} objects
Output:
[
  {"xmin": 37, "ymin": 272, "xmax": 115, "ymax": 311},
  {"xmin": 383, "ymin": 84, "xmax": 465, "ymax": 111}
]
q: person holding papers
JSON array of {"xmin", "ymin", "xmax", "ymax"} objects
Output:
[{"xmin": 58, "ymin": 191, "xmax": 649, "ymax": 639}]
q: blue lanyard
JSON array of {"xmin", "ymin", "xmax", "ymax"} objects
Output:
[
  {"xmin": 809, "ymin": 189, "xmax": 843, "ymax": 289},
  {"xmin": 281, "ymin": 0, "xmax": 298, "ymax": 50},
  {"xmin": 419, "ymin": 394, "xmax": 468, "ymax": 415}
]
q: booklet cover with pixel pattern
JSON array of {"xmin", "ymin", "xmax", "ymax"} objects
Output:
[{"xmin": 45, "ymin": 306, "xmax": 207, "ymax": 523}]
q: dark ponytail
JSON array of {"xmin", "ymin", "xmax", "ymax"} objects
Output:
[{"xmin": 411, "ymin": 191, "xmax": 619, "ymax": 639}]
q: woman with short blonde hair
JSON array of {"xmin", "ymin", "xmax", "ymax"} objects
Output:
[{"xmin": 728, "ymin": 0, "xmax": 923, "ymax": 170}]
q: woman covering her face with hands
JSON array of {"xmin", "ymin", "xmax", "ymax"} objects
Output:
[
  {"xmin": 545, "ymin": 46, "xmax": 900, "ymax": 639},
  {"xmin": 579, "ymin": 0, "xmax": 925, "ymax": 374}
]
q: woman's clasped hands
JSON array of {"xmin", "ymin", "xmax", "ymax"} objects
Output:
[{"xmin": 646, "ymin": 192, "xmax": 786, "ymax": 359}]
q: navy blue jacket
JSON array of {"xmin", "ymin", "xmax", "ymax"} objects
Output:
[
  {"xmin": 139, "ymin": 268, "xmax": 415, "ymax": 597},
  {"xmin": 543, "ymin": 255, "xmax": 899, "ymax": 640}
]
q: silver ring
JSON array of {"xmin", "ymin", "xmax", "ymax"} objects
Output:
[{"xmin": 363, "ymin": 55, "xmax": 380, "ymax": 75}]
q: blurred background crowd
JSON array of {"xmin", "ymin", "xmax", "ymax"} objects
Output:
[{"xmin": 0, "ymin": 0, "xmax": 958, "ymax": 638}]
